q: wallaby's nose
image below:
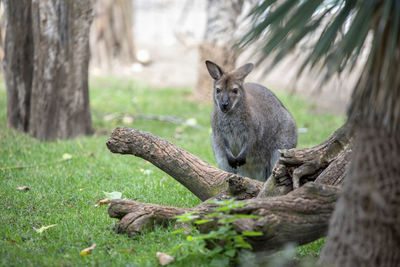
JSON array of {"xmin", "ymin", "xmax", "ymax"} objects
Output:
[
  {"xmin": 220, "ymin": 102, "xmax": 229, "ymax": 112},
  {"xmin": 220, "ymin": 94, "xmax": 230, "ymax": 112}
]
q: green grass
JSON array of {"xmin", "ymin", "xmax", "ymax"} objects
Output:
[{"xmin": 0, "ymin": 76, "xmax": 344, "ymax": 266}]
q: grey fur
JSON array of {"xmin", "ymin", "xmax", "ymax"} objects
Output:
[{"xmin": 207, "ymin": 61, "xmax": 297, "ymax": 181}]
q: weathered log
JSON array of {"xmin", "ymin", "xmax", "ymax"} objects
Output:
[
  {"xmin": 106, "ymin": 126, "xmax": 350, "ymax": 200},
  {"xmin": 106, "ymin": 127, "xmax": 263, "ymax": 201},
  {"xmin": 258, "ymin": 123, "xmax": 352, "ymax": 197},
  {"xmin": 109, "ymin": 183, "xmax": 339, "ymax": 251}
]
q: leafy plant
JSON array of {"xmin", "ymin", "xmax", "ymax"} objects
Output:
[{"xmin": 170, "ymin": 199, "xmax": 262, "ymax": 266}]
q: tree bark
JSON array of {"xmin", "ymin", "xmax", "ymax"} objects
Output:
[
  {"xmin": 29, "ymin": 0, "xmax": 93, "ymax": 141},
  {"xmin": 320, "ymin": 125, "xmax": 400, "ymax": 266},
  {"xmin": 106, "ymin": 125, "xmax": 351, "ymax": 252},
  {"xmin": 258, "ymin": 123, "xmax": 352, "ymax": 197},
  {"xmin": 3, "ymin": 0, "xmax": 93, "ymax": 141},
  {"xmin": 3, "ymin": 0, "xmax": 33, "ymax": 132}
]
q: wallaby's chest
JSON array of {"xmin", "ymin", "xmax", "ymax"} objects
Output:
[{"xmin": 215, "ymin": 114, "xmax": 248, "ymax": 156}]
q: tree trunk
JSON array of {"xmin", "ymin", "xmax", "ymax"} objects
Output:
[
  {"xmin": 90, "ymin": 0, "xmax": 135, "ymax": 71},
  {"xmin": 105, "ymin": 125, "xmax": 351, "ymax": 252},
  {"xmin": 0, "ymin": 4, "xmax": 6, "ymax": 62},
  {"xmin": 29, "ymin": 0, "xmax": 93, "ymax": 140},
  {"xmin": 3, "ymin": 0, "xmax": 33, "ymax": 132},
  {"xmin": 320, "ymin": 125, "xmax": 400, "ymax": 266},
  {"xmin": 320, "ymin": 12, "xmax": 400, "ymax": 264},
  {"xmin": 193, "ymin": 0, "xmax": 244, "ymax": 102},
  {"xmin": 3, "ymin": 0, "xmax": 93, "ymax": 141}
]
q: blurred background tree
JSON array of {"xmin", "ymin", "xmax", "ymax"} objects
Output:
[
  {"xmin": 240, "ymin": 0, "xmax": 400, "ymax": 265},
  {"xmin": 90, "ymin": 0, "xmax": 136, "ymax": 71},
  {"xmin": 3, "ymin": 0, "xmax": 93, "ymax": 141},
  {"xmin": 2, "ymin": 0, "xmax": 138, "ymax": 141}
]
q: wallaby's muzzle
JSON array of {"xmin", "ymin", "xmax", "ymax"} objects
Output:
[
  {"xmin": 220, "ymin": 95, "xmax": 230, "ymax": 113},
  {"xmin": 221, "ymin": 102, "xmax": 230, "ymax": 112}
]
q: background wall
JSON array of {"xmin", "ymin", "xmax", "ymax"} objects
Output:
[{"xmin": 92, "ymin": 0, "xmax": 359, "ymax": 114}]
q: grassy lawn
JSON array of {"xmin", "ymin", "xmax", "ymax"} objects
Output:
[{"xmin": 0, "ymin": 76, "xmax": 344, "ymax": 266}]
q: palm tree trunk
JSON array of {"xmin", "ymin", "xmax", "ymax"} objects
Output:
[
  {"xmin": 321, "ymin": 12, "xmax": 400, "ymax": 265},
  {"xmin": 320, "ymin": 124, "xmax": 400, "ymax": 266}
]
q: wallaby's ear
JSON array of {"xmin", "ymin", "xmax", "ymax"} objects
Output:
[
  {"xmin": 205, "ymin": 60, "xmax": 224, "ymax": 80},
  {"xmin": 232, "ymin": 63, "xmax": 254, "ymax": 80}
]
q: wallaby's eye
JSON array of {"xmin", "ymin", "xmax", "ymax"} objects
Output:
[
  {"xmin": 232, "ymin": 88, "xmax": 239, "ymax": 94},
  {"xmin": 216, "ymin": 88, "xmax": 221, "ymax": 94}
]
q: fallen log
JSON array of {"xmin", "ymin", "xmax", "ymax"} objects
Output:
[
  {"xmin": 258, "ymin": 124, "xmax": 351, "ymax": 197},
  {"xmin": 105, "ymin": 125, "xmax": 351, "ymax": 252},
  {"xmin": 109, "ymin": 183, "xmax": 339, "ymax": 251},
  {"xmin": 106, "ymin": 127, "xmax": 263, "ymax": 201}
]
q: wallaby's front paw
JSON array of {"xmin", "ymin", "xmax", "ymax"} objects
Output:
[
  {"xmin": 227, "ymin": 156, "xmax": 238, "ymax": 169},
  {"xmin": 236, "ymin": 156, "xmax": 246, "ymax": 167}
]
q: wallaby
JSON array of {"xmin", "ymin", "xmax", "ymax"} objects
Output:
[{"xmin": 206, "ymin": 60, "xmax": 297, "ymax": 181}]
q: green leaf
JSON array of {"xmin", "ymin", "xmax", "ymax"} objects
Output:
[
  {"xmin": 62, "ymin": 153, "xmax": 72, "ymax": 160},
  {"xmin": 209, "ymin": 246, "xmax": 224, "ymax": 256},
  {"xmin": 174, "ymin": 212, "xmax": 200, "ymax": 222},
  {"xmin": 168, "ymin": 243, "xmax": 183, "ymax": 255},
  {"xmin": 232, "ymin": 214, "xmax": 262, "ymax": 219},
  {"xmin": 224, "ymin": 249, "xmax": 236, "ymax": 258},
  {"xmin": 205, "ymin": 213, "xmax": 221, "ymax": 218},
  {"xmin": 202, "ymin": 231, "xmax": 219, "ymax": 239},
  {"xmin": 194, "ymin": 219, "xmax": 213, "ymax": 225},
  {"xmin": 103, "ymin": 191, "xmax": 122, "ymax": 199},
  {"xmin": 171, "ymin": 228, "xmax": 185, "ymax": 234},
  {"xmin": 237, "ymin": 242, "xmax": 252, "ymax": 249},
  {"xmin": 234, "ymin": 235, "xmax": 253, "ymax": 249},
  {"xmin": 215, "ymin": 206, "xmax": 231, "ymax": 212},
  {"xmin": 242, "ymin": 231, "xmax": 263, "ymax": 237},
  {"xmin": 229, "ymin": 202, "xmax": 249, "ymax": 209},
  {"xmin": 34, "ymin": 224, "xmax": 57, "ymax": 233}
]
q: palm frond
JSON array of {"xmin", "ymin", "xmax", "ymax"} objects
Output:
[
  {"xmin": 240, "ymin": 0, "xmax": 400, "ymax": 133},
  {"xmin": 238, "ymin": 0, "xmax": 372, "ymax": 79}
]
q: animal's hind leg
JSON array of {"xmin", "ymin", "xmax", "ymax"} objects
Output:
[
  {"xmin": 266, "ymin": 149, "xmax": 281, "ymax": 179},
  {"xmin": 238, "ymin": 163, "xmax": 267, "ymax": 181}
]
